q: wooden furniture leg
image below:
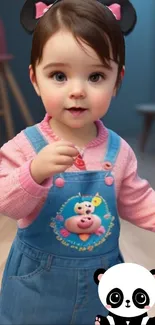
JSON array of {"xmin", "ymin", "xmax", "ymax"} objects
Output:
[
  {"xmin": 4, "ymin": 63, "xmax": 34, "ymax": 126},
  {"xmin": 0, "ymin": 63, "xmax": 14, "ymax": 139},
  {"xmin": 140, "ymin": 113, "xmax": 154, "ymax": 152}
]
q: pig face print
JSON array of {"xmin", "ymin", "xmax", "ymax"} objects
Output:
[{"xmin": 50, "ymin": 193, "xmax": 115, "ymax": 251}]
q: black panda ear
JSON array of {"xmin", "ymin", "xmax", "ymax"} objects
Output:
[
  {"xmin": 150, "ymin": 269, "xmax": 155, "ymax": 277},
  {"xmin": 94, "ymin": 268, "xmax": 106, "ymax": 285}
]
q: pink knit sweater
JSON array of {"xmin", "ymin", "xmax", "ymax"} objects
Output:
[{"xmin": 0, "ymin": 114, "xmax": 155, "ymax": 230}]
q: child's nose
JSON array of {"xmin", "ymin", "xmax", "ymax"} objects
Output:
[{"xmin": 69, "ymin": 82, "xmax": 86, "ymax": 99}]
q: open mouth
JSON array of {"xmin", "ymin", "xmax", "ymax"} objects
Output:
[
  {"xmin": 86, "ymin": 210, "xmax": 91, "ymax": 214},
  {"xmin": 66, "ymin": 107, "xmax": 87, "ymax": 116}
]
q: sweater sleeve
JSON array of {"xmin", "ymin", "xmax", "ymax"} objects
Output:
[
  {"xmin": 117, "ymin": 145, "xmax": 155, "ymax": 231},
  {"xmin": 0, "ymin": 133, "xmax": 52, "ymax": 220}
]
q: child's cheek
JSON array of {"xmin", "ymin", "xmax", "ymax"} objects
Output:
[
  {"xmin": 91, "ymin": 92, "xmax": 112, "ymax": 109},
  {"xmin": 43, "ymin": 94, "xmax": 62, "ymax": 111}
]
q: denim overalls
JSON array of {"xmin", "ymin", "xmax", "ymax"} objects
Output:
[{"xmin": 0, "ymin": 125, "xmax": 124, "ymax": 325}]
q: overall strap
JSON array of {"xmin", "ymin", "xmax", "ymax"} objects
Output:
[
  {"xmin": 24, "ymin": 125, "xmax": 48, "ymax": 153},
  {"xmin": 103, "ymin": 129, "xmax": 121, "ymax": 165}
]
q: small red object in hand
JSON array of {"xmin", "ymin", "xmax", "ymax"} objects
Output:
[{"xmin": 74, "ymin": 154, "xmax": 86, "ymax": 170}]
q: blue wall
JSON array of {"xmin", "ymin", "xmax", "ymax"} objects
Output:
[
  {"xmin": 0, "ymin": 0, "xmax": 155, "ymax": 142},
  {"xmin": 0, "ymin": 0, "xmax": 45, "ymax": 144},
  {"xmin": 104, "ymin": 0, "xmax": 155, "ymax": 136}
]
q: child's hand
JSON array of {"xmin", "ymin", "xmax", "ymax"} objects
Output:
[{"xmin": 30, "ymin": 140, "xmax": 79, "ymax": 184}]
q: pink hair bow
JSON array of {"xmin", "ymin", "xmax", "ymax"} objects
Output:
[
  {"xmin": 108, "ymin": 4, "xmax": 121, "ymax": 20},
  {"xmin": 35, "ymin": 2, "xmax": 53, "ymax": 19}
]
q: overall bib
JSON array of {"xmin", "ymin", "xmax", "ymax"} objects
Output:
[{"xmin": 0, "ymin": 126, "xmax": 124, "ymax": 325}]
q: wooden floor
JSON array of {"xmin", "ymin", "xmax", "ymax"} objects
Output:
[{"xmin": 0, "ymin": 215, "xmax": 155, "ymax": 317}]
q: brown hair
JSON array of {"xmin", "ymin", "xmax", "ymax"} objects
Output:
[{"xmin": 31, "ymin": 0, "xmax": 125, "ymax": 86}]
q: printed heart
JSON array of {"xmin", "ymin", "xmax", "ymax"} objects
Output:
[
  {"xmin": 104, "ymin": 214, "xmax": 110, "ymax": 219},
  {"xmin": 79, "ymin": 234, "xmax": 90, "ymax": 241},
  {"xmin": 56, "ymin": 214, "xmax": 64, "ymax": 221},
  {"xmin": 105, "ymin": 176, "xmax": 114, "ymax": 186},
  {"xmin": 74, "ymin": 154, "xmax": 86, "ymax": 170}
]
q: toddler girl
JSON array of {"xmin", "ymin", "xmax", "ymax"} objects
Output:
[{"xmin": 0, "ymin": 1, "xmax": 152, "ymax": 325}]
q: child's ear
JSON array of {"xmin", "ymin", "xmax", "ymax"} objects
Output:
[
  {"xmin": 29, "ymin": 65, "xmax": 41, "ymax": 96},
  {"xmin": 121, "ymin": 66, "xmax": 125, "ymax": 79},
  {"xmin": 113, "ymin": 66, "xmax": 125, "ymax": 96},
  {"xmin": 113, "ymin": 87, "xmax": 117, "ymax": 97}
]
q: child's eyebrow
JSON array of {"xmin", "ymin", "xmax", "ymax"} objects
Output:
[
  {"xmin": 90, "ymin": 64, "xmax": 112, "ymax": 70},
  {"xmin": 43, "ymin": 63, "xmax": 70, "ymax": 70},
  {"xmin": 43, "ymin": 62, "xmax": 113, "ymax": 70}
]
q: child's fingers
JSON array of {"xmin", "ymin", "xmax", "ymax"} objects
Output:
[
  {"xmin": 56, "ymin": 155, "xmax": 74, "ymax": 166},
  {"xmin": 57, "ymin": 146, "xmax": 79, "ymax": 157},
  {"xmin": 55, "ymin": 140, "xmax": 75, "ymax": 147}
]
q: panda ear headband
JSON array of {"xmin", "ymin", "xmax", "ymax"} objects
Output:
[{"xmin": 20, "ymin": 0, "xmax": 137, "ymax": 35}]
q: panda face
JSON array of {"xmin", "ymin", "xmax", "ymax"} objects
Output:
[
  {"xmin": 94, "ymin": 263, "xmax": 155, "ymax": 318},
  {"xmin": 106, "ymin": 287, "xmax": 150, "ymax": 310}
]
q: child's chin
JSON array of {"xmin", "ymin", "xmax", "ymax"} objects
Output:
[{"xmin": 65, "ymin": 120, "xmax": 87, "ymax": 129}]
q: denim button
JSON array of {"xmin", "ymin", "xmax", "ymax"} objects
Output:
[
  {"xmin": 104, "ymin": 176, "xmax": 114, "ymax": 186},
  {"xmin": 55, "ymin": 177, "xmax": 65, "ymax": 187},
  {"xmin": 103, "ymin": 161, "xmax": 113, "ymax": 170}
]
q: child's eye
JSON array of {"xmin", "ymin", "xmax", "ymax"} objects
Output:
[
  {"xmin": 50, "ymin": 72, "xmax": 67, "ymax": 82},
  {"xmin": 89, "ymin": 73, "xmax": 105, "ymax": 82}
]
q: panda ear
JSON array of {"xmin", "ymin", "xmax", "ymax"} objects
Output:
[
  {"xmin": 150, "ymin": 269, "xmax": 155, "ymax": 277},
  {"xmin": 94, "ymin": 268, "xmax": 106, "ymax": 285}
]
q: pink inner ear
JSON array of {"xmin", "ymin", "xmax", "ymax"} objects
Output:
[{"xmin": 98, "ymin": 274, "xmax": 103, "ymax": 282}]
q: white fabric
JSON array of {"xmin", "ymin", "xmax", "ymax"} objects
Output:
[
  {"xmin": 106, "ymin": 315, "xmax": 149, "ymax": 325},
  {"xmin": 142, "ymin": 316, "xmax": 149, "ymax": 325},
  {"xmin": 107, "ymin": 315, "xmax": 115, "ymax": 325}
]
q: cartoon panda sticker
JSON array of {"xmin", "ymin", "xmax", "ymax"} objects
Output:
[{"xmin": 94, "ymin": 263, "xmax": 155, "ymax": 324}]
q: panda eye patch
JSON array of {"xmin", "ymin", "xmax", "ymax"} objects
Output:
[
  {"xmin": 133, "ymin": 288, "xmax": 150, "ymax": 309},
  {"xmin": 135, "ymin": 293, "xmax": 146, "ymax": 304},
  {"xmin": 107, "ymin": 288, "xmax": 124, "ymax": 308},
  {"xmin": 110, "ymin": 292, "xmax": 120, "ymax": 303}
]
